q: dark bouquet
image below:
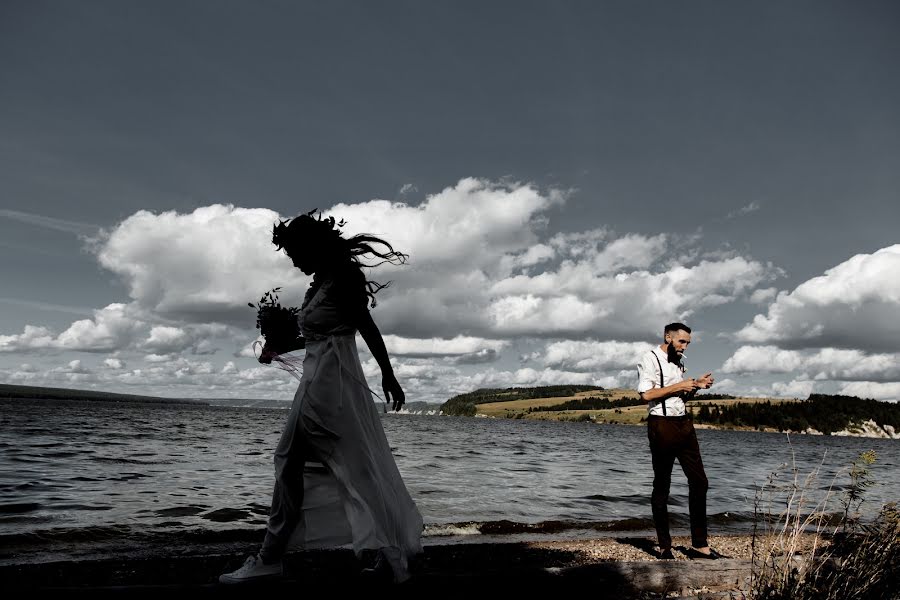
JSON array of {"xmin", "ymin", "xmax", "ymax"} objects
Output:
[{"xmin": 248, "ymin": 287, "xmax": 300, "ymax": 353}]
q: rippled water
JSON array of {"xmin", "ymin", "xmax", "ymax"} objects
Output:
[{"xmin": 1, "ymin": 398, "xmax": 897, "ymax": 562}]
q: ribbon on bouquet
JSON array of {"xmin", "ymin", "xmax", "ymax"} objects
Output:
[{"xmin": 253, "ymin": 340, "xmax": 305, "ymax": 381}]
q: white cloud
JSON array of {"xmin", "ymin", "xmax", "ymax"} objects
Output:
[
  {"xmin": 0, "ymin": 325, "xmax": 57, "ymax": 352},
  {"xmin": 0, "ymin": 305, "xmax": 143, "ymax": 353},
  {"xmin": 382, "ymin": 335, "xmax": 508, "ymax": 357},
  {"xmin": 145, "ymin": 353, "xmax": 174, "ymax": 363},
  {"xmin": 331, "ymin": 177, "xmax": 565, "ymax": 270},
  {"xmin": 143, "ymin": 326, "xmax": 191, "ymax": 353},
  {"xmin": 722, "ymin": 346, "xmax": 900, "ymax": 382},
  {"xmin": 467, "ymin": 367, "xmax": 612, "ymax": 388},
  {"xmin": 18, "ymin": 178, "xmax": 777, "ymax": 351},
  {"xmin": 736, "ymin": 245, "xmax": 900, "ymax": 352},
  {"xmin": 94, "ymin": 205, "xmax": 308, "ymax": 325},
  {"xmin": 104, "ymin": 358, "xmax": 124, "ymax": 369},
  {"xmin": 771, "ymin": 378, "xmax": 816, "ymax": 399},
  {"xmin": 539, "ymin": 340, "xmax": 650, "ymax": 372},
  {"xmin": 221, "ymin": 361, "xmax": 238, "ymax": 374},
  {"xmin": 726, "ymin": 201, "xmax": 761, "ymax": 219},
  {"xmin": 355, "ymin": 357, "xmax": 633, "ymax": 404},
  {"xmin": 0, "ymin": 178, "xmax": 791, "ymax": 401},
  {"xmin": 60, "ymin": 359, "xmax": 90, "ymax": 374},
  {"xmin": 749, "ymin": 287, "xmax": 778, "ymax": 305},
  {"xmin": 485, "ymin": 255, "xmax": 775, "ymax": 338},
  {"xmin": 837, "ymin": 381, "xmax": 900, "ymax": 402},
  {"xmin": 590, "ymin": 233, "xmax": 669, "ymax": 273},
  {"xmin": 55, "ymin": 304, "xmax": 144, "ymax": 352},
  {"xmin": 499, "ymin": 243, "xmax": 555, "ymax": 271}
]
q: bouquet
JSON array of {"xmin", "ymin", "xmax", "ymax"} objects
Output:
[{"xmin": 248, "ymin": 287, "xmax": 301, "ymax": 354}]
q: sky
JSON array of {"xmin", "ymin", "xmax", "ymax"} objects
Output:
[{"xmin": 1, "ymin": 1, "xmax": 899, "ymax": 404}]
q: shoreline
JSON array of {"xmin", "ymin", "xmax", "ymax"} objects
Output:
[
  {"xmin": 1, "ymin": 533, "xmax": 825, "ymax": 596},
  {"xmin": 469, "ymin": 413, "xmax": 900, "ymax": 440}
]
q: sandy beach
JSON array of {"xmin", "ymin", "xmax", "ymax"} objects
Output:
[{"xmin": 2, "ymin": 533, "xmax": 827, "ymax": 598}]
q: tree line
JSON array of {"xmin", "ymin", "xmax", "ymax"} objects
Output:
[
  {"xmin": 529, "ymin": 395, "xmax": 645, "ymax": 412},
  {"xmin": 440, "ymin": 385, "xmax": 605, "ymax": 416},
  {"xmin": 691, "ymin": 394, "xmax": 900, "ymax": 435}
]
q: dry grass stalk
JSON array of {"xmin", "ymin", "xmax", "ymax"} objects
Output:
[{"xmin": 750, "ymin": 442, "xmax": 895, "ymax": 600}]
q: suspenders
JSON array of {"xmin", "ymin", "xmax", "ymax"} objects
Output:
[
  {"xmin": 652, "ymin": 352, "xmax": 667, "ymax": 416},
  {"xmin": 652, "ymin": 351, "xmax": 687, "ymax": 417}
]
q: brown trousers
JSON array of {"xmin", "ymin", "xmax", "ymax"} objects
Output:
[{"xmin": 647, "ymin": 415, "xmax": 709, "ymax": 549}]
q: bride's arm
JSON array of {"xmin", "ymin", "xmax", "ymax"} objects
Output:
[{"xmin": 355, "ymin": 309, "xmax": 405, "ymax": 411}]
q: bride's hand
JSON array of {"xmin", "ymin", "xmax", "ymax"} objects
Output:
[
  {"xmin": 382, "ymin": 372, "xmax": 405, "ymax": 412},
  {"xmin": 259, "ymin": 345, "xmax": 278, "ymax": 364}
]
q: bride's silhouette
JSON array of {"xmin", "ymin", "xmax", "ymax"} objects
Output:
[{"xmin": 220, "ymin": 210, "xmax": 422, "ymax": 584}]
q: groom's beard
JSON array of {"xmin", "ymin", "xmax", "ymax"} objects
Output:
[{"xmin": 667, "ymin": 344, "xmax": 683, "ymax": 366}]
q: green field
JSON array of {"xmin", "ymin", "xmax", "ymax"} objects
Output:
[{"xmin": 474, "ymin": 389, "xmax": 796, "ymax": 425}]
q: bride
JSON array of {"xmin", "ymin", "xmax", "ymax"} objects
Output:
[{"xmin": 220, "ymin": 210, "xmax": 423, "ymax": 584}]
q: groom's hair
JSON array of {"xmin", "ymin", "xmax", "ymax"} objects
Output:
[{"xmin": 664, "ymin": 322, "xmax": 691, "ymax": 335}]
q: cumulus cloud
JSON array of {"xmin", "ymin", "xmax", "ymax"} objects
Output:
[
  {"xmin": 485, "ymin": 255, "xmax": 775, "ymax": 339},
  {"xmin": 539, "ymin": 340, "xmax": 650, "ymax": 371},
  {"xmin": 93, "ymin": 205, "xmax": 308, "ymax": 325},
  {"xmin": 749, "ymin": 287, "xmax": 778, "ymax": 305},
  {"xmin": 0, "ymin": 325, "xmax": 57, "ymax": 352},
  {"xmin": 736, "ymin": 245, "xmax": 900, "ymax": 352},
  {"xmin": 60, "ymin": 359, "xmax": 91, "ymax": 374},
  {"xmin": 0, "ymin": 305, "xmax": 143, "ymax": 353},
  {"xmin": 837, "ymin": 381, "xmax": 900, "ymax": 402},
  {"xmin": 142, "ymin": 326, "xmax": 191, "ymax": 353},
  {"xmin": 721, "ymin": 346, "xmax": 900, "ymax": 382},
  {"xmin": 55, "ymin": 304, "xmax": 143, "ymax": 352},
  {"xmin": 771, "ymin": 378, "xmax": 816, "ymax": 399},
  {"xmin": 18, "ymin": 178, "xmax": 777, "ymax": 350},
  {"xmin": 104, "ymin": 358, "xmax": 125, "ymax": 369},
  {"xmin": 0, "ymin": 177, "xmax": 790, "ymax": 400},
  {"xmin": 145, "ymin": 353, "xmax": 174, "ymax": 363},
  {"xmin": 462, "ymin": 367, "xmax": 618, "ymax": 388},
  {"xmin": 382, "ymin": 335, "xmax": 508, "ymax": 357}
]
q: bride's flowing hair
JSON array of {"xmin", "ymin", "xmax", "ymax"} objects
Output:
[{"xmin": 272, "ymin": 209, "xmax": 409, "ymax": 307}]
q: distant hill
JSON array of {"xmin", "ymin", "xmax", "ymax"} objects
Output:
[
  {"xmin": 0, "ymin": 383, "xmax": 208, "ymax": 406},
  {"xmin": 439, "ymin": 385, "xmax": 900, "ymax": 438},
  {"xmin": 693, "ymin": 393, "xmax": 900, "ymax": 435},
  {"xmin": 0, "ymin": 383, "xmax": 443, "ymax": 413},
  {"xmin": 440, "ymin": 385, "xmax": 605, "ymax": 416}
]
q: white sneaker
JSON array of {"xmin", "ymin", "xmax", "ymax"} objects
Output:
[{"xmin": 219, "ymin": 554, "xmax": 283, "ymax": 584}]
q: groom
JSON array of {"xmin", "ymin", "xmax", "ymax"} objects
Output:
[{"xmin": 637, "ymin": 322, "xmax": 724, "ymax": 560}]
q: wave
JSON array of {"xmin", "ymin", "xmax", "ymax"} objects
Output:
[{"xmin": 421, "ymin": 512, "xmax": 758, "ymax": 538}]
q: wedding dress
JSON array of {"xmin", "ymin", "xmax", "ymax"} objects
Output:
[{"xmin": 282, "ymin": 277, "xmax": 423, "ymax": 582}]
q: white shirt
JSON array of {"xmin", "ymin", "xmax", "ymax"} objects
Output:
[{"xmin": 637, "ymin": 346, "xmax": 687, "ymax": 417}]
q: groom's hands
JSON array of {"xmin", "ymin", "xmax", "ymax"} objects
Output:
[{"xmin": 696, "ymin": 372, "xmax": 714, "ymax": 389}]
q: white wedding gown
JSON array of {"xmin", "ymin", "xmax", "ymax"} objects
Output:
[{"xmin": 283, "ymin": 278, "xmax": 423, "ymax": 581}]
